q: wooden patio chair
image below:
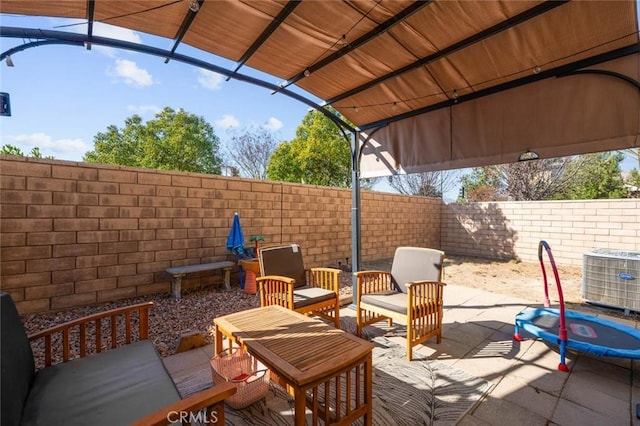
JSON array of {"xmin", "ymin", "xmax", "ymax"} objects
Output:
[
  {"xmin": 355, "ymin": 247, "xmax": 446, "ymax": 360},
  {"xmin": 256, "ymin": 244, "xmax": 341, "ymax": 327}
]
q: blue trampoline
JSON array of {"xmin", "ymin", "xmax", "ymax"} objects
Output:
[{"xmin": 514, "ymin": 241, "xmax": 640, "ymax": 372}]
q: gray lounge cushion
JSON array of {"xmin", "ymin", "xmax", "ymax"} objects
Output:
[
  {"xmin": 293, "ymin": 286, "xmax": 336, "ymax": 309},
  {"xmin": 1, "ymin": 293, "xmax": 35, "ymax": 426},
  {"xmin": 21, "ymin": 340, "xmax": 180, "ymax": 426},
  {"xmin": 391, "ymin": 247, "xmax": 444, "ymax": 293},
  {"xmin": 361, "ymin": 291, "xmax": 408, "ymax": 314}
]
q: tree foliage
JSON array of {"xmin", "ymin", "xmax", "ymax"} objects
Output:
[
  {"xmin": 83, "ymin": 107, "xmax": 222, "ymax": 174},
  {"xmin": 459, "ymin": 152, "xmax": 629, "ymax": 201},
  {"xmin": 267, "ymin": 109, "xmax": 352, "ymax": 187},
  {"xmin": 557, "ymin": 152, "xmax": 627, "ymax": 199},
  {"xmin": 222, "ymin": 126, "xmax": 279, "ymax": 179},
  {"xmin": 459, "ymin": 167, "xmax": 505, "ymax": 201},
  {"xmin": 387, "ymin": 171, "xmax": 458, "ymax": 198},
  {"xmin": 1, "ymin": 144, "xmax": 53, "ymax": 159}
]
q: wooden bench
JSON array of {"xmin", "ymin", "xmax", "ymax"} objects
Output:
[{"xmin": 166, "ymin": 261, "xmax": 235, "ymax": 299}]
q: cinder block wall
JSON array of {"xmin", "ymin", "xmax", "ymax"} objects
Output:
[
  {"xmin": 0, "ymin": 156, "xmax": 441, "ymax": 313},
  {"xmin": 442, "ymin": 200, "xmax": 640, "ymax": 266}
]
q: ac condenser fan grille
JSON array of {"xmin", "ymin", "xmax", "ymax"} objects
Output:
[{"xmin": 582, "ymin": 249, "xmax": 640, "ymax": 313}]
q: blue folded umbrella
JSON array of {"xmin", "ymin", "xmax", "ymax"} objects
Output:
[{"xmin": 226, "ymin": 213, "xmax": 245, "ymax": 256}]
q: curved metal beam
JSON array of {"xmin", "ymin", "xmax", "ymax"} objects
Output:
[
  {"xmin": 357, "ymin": 125, "xmax": 386, "ymax": 164},
  {"xmin": 558, "ymin": 69, "xmax": 640, "ymax": 90},
  {"xmin": 0, "ymin": 39, "xmax": 85, "ymax": 60},
  {"xmin": 0, "ymin": 25, "xmax": 354, "ymax": 133}
]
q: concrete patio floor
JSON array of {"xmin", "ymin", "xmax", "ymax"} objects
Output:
[{"xmin": 163, "ymin": 284, "xmax": 640, "ymax": 426}]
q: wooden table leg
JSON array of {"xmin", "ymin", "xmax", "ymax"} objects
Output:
[
  {"xmin": 214, "ymin": 324, "xmax": 222, "ymax": 355},
  {"xmin": 294, "ymin": 387, "xmax": 306, "ymax": 426},
  {"xmin": 365, "ymin": 353, "xmax": 373, "ymax": 426}
]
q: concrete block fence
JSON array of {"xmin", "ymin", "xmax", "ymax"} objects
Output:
[
  {"xmin": 441, "ymin": 199, "xmax": 640, "ymax": 266},
  {"xmin": 2, "ymin": 156, "xmax": 638, "ymax": 313},
  {"xmin": 0, "ymin": 156, "xmax": 440, "ymax": 313}
]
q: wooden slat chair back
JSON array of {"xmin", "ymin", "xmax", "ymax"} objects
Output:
[
  {"xmin": 355, "ymin": 247, "xmax": 446, "ymax": 360},
  {"xmin": 256, "ymin": 244, "xmax": 341, "ymax": 327}
]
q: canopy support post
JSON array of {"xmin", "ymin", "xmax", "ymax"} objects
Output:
[{"xmin": 351, "ymin": 130, "xmax": 362, "ymax": 302}]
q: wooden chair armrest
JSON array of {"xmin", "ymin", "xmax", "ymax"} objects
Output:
[
  {"xmin": 406, "ymin": 281, "xmax": 446, "ymax": 307},
  {"xmin": 28, "ymin": 302, "xmax": 154, "ymax": 367},
  {"xmin": 131, "ymin": 382, "xmax": 237, "ymax": 426},
  {"xmin": 256, "ymin": 275, "xmax": 296, "ymax": 309},
  {"xmin": 308, "ymin": 267, "xmax": 341, "ymax": 292},
  {"xmin": 354, "ymin": 271, "xmax": 393, "ymax": 302}
]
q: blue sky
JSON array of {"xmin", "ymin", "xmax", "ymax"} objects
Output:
[{"xmin": 0, "ymin": 16, "xmax": 315, "ymax": 162}]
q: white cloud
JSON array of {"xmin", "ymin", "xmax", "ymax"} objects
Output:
[
  {"xmin": 93, "ymin": 23, "xmax": 142, "ymax": 43},
  {"xmin": 263, "ymin": 117, "xmax": 283, "ymax": 131},
  {"xmin": 63, "ymin": 19, "xmax": 142, "ymax": 57},
  {"xmin": 109, "ymin": 59, "xmax": 153, "ymax": 87},
  {"xmin": 197, "ymin": 70, "xmax": 224, "ymax": 90},
  {"xmin": 93, "ymin": 23, "xmax": 143, "ymax": 57},
  {"xmin": 215, "ymin": 114, "xmax": 240, "ymax": 129},
  {"xmin": 3, "ymin": 133, "xmax": 90, "ymax": 161},
  {"xmin": 127, "ymin": 104, "xmax": 161, "ymax": 116}
]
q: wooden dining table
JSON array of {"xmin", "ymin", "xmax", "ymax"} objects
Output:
[{"xmin": 214, "ymin": 305, "xmax": 373, "ymax": 425}]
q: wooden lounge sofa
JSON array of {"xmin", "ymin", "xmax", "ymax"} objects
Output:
[
  {"xmin": 355, "ymin": 247, "xmax": 446, "ymax": 360},
  {"xmin": 0, "ymin": 292, "xmax": 236, "ymax": 426},
  {"xmin": 256, "ymin": 244, "xmax": 341, "ymax": 327}
]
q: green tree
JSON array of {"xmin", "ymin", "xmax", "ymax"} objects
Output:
[
  {"xmin": 1, "ymin": 144, "xmax": 53, "ymax": 159},
  {"xmin": 559, "ymin": 152, "xmax": 628, "ymax": 199},
  {"xmin": 459, "ymin": 153, "xmax": 630, "ymax": 201},
  {"xmin": 267, "ymin": 109, "xmax": 351, "ymax": 187},
  {"xmin": 628, "ymin": 169, "xmax": 640, "ymax": 187},
  {"xmin": 84, "ymin": 107, "xmax": 222, "ymax": 174},
  {"xmin": 459, "ymin": 166, "xmax": 505, "ymax": 201}
]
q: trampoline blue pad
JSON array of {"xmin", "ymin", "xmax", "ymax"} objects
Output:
[{"xmin": 516, "ymin": 308, "xmax": 640, "ymax": 358}]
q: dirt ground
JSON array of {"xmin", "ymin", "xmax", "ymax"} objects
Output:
[{"xmin": 442, "ymin": 255, "xmax": 583, "ymax": 304}]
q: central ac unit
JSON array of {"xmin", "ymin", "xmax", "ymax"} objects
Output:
[{"xmin": 582, "ymin": 249, "xmax": 640, "ymax": 314}]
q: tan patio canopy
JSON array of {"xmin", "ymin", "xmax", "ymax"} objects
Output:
[{"xmin": 2, "ymin": 0, "xmax": 639, "ymax": 274}]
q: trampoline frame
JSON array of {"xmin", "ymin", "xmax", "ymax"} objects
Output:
[{"xmin": 513, "ymin": 240, "xmax": 640, "ymax": 372}]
